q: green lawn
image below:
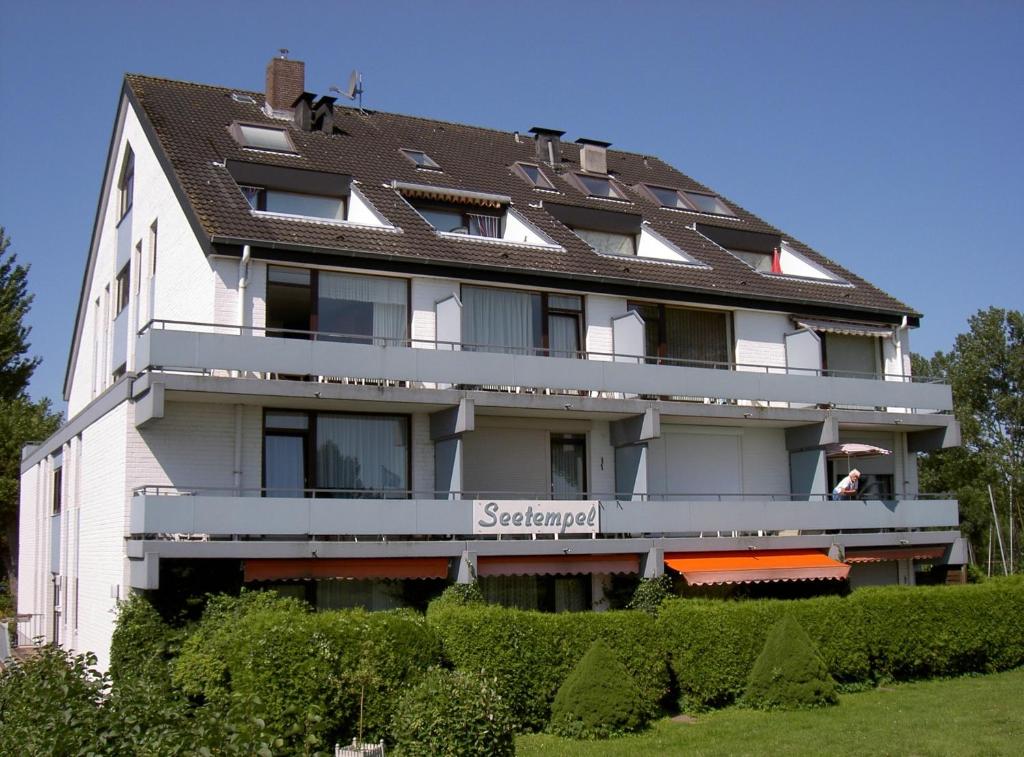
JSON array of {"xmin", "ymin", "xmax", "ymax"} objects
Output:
[{"xmin": 516, "ymin": 668, "xmax": 1024, "ymax": 756}]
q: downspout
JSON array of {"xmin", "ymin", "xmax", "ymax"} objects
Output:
[{"xmin": 233, "ymin": 245, "xmax": 251, "ymax": 494}]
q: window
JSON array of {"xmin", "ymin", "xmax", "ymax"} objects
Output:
[
  {"xmin": 629, "ymin": 302, "xmax": 731, "ymax": 367},
  {"xmin": 266, "ymin": 266, "xmax": 408, "ymax": 345},
  {"xmin": 232, "ymin": 123, "xmax": 295, "ymax": 152},
  {"xmin": 118, "ymin": 147, "xmax": 134, "ymax": 219},
  {"xmin": 551, "ymin": 434, "xmax": 587, "ymax": 499},
  {"xmin": 401, "ymin": 149, "xmax": 441, "ymax": 169},
  {"xmin": 731, "ymin": 249, "xmax": 782, "ymax": 274},
  {"xmin": 263, "ymin": 410, "xmax": 410, "ymax": 498},
  {"xmin": 114, "ymin": 264, "xmax": 130, "ymax": 315},
  {"xmin": 241, "ymin": 186, "xmax": 347, "ymax": 221},
  {"xmin": 573, "ymin": 227, "xmax": 636, "ymax": 256},
  {"xmin": 410, "ymin": 200, "xmax": 503, "ymax": 238},
  {"xmin": 513, "ymin": 162, "xmax": 555, "ymax": 190},
  {"xmin": 681, "ymin": 191, "xmax": 733, "ymax": 216},
  {"xmin": 52, "ymin": 455, "xmax": 63, "ymax": 515},
  {"xmin": 462, "ymin": 285, "xmax": 582, "ymax": 357},
  {"xmin": 823, "ymin": 334, "xmax": 881, "ymax": 379},
  {"xmin": 149, "ymin": 221, "xmax": 158, "ymax": 276},
  {"xmin": 574, "ymin": 173, "xmax": 627, "ymax": 200},
  {"xmin": 644, "ymin": 184, "xmax": 690, "ymax": 209}
]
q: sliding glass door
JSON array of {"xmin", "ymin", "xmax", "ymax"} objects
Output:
[{"xmin": 462, "ymin": 286, "xmax": 582, "ymax": 357}]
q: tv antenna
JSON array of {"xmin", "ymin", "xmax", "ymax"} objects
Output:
[{"xmin": 334, "ymin": 69, "xmax": 364, "ymax": 111}]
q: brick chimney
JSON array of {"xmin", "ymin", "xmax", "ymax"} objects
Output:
[{"xmin": 265, "ymin": 53, "xmax": 305, "ymax": 112}]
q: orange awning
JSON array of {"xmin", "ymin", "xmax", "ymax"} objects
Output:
[
  {"xmin": 477, "ymin": 553, "xmax": 639, "ymax": 578},
  {"xmin": 665, "ymin": 549, "xmax": 850, "ymax": 586},
  {"xmin": 244, "ymin": 557, "xmax": 449, "ymax": 582},
  {"xmin": 845, "ymin": 546, "xmax": 947, "ymax": 564}
]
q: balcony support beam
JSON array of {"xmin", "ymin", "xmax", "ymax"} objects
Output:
[
  {"xmin": 134, "ymin": 382, "xmax": 165, "ymax": 428},
  {"xmin": 610, "ymin": 408, "xmax": 659, "ymax": 448},
  {"xmin": 785, "ymin": 417, "xmax": 838, "ymax": 451},
  {"xmin": 430, "ymin": 399, "xmax": 474, "ymax": 440},
  {"xmin": 907, "ymin": 421, "xmax": 961, "ymax": 453},
  {"xmin": 614, "ymin": 444, "xmax": 649, "ymax": 500},
  {"xmin": 455, "ymin": 550, "xmax": 477, "ymax": 583},
  {"xmin": 432, "ymin": 400, "xmax": 473, "ymax": 499},
  {"xmin": 640, "ymin": 546, "xmax": 664, "ymax": 579}
]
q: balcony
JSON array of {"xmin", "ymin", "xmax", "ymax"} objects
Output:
[
  {"xmin": 134, "ymin": 321, "xmax": 954, "ymax": 413},
  {"xmin": 129, "ymin": 487, "xmax": 959, "ymax": 541}
]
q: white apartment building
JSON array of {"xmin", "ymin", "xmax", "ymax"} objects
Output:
[{"xmin": 18, "ymin": 56, "xmax": 964, "ymax": 669}]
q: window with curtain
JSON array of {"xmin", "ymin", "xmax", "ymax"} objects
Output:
[
  {"xmin": 551, "ymin": 435, "xmax": 586, "ymax": 499},
  {"xmin": 462, "ymin": 286, "xmax": 582, "ymax": 357},
  {"xmin": 316, "ymin": 414, "xmax": 408, "ymax": 497},
  {"xmin": 630, "ymin": 302, "xmax": 730, "ymax": 367},
  {"xmin": 318, "ymin": 271, "xmax": 407, "ymax": 345},
  {"xmin": 462, "ymin": 286, "xmax": 541, "ymax": 354},
  {"xmin": 573, "ymin": 227, "xmax": 636, "ymax": 256},
  {"xmin": 410, "ymin": 199, "xmax": 503, "ymax": 238}
]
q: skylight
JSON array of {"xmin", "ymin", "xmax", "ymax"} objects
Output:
[
  {"xmin": 576, "ymin": 174, "xmax": 626, "ymax": 200},
  {"xmin": 682, "ymin": 191, "xmax": 734, "ymax": 216},
  {"xmin": 514, "ymin": 162, "xmax": 555, "ymax": 190},
  {"xmin": 644, "ymin": 185, "xmax": 689, "ymax": 209},
  {"xmin": 232, "ymin": 123, "xmax": 295, "ymax": 152},
  {"xmin": 401, "ymin": 149, "xmax": 441, "ymax": 169}
]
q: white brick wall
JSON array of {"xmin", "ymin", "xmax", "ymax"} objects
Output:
[
  {"xmin": 586, "ymin": 294, "xmax": 628, "ymax": 359},
  {"xmin": 588, "ymin": 421, "xmax": 616, "ymax": 496},
  {"xmin": 411, "ymin": 276, "xmax": 459, "ymax": 347},
  {"xmin": 67, "ymin": 101, "xmax": 213, "ymax": 416},
  {"xmin": 410, "ymin": 413, "xmax": 434, "ymax": 496},
  {"xmin": 75, "ymin": 402, "xmax": 129, "ymax": 671}
]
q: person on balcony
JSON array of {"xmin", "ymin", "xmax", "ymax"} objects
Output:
[{"xmin": 832, "ymin": 469, "xmax": 861, "ymax": 500}]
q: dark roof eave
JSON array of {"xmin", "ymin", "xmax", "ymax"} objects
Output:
[{"xmin": 209, "ymin": 235, "xmax": 919, "ymax": 326}]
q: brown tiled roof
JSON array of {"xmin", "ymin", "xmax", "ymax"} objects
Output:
[{"xmin": 125, "ymin": 74, "xmax": 918, "ymax": 320}]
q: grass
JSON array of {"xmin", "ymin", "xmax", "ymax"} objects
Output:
[{"xmin": 516, "ymin": 667, "xmax": 1024, "ymax": 756}]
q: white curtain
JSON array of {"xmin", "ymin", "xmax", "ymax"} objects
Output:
[
  {"xmin": 319, "ymin": 272, "xmax": 407, "ymax": 345},
  {"xmin": 462, "ymin": 286, "xmax": 535, "ymax": 354},
  {"xmin": 481, "ymin": 576, "xmax": 539, "ymax": 610},
  {"xmin": 264, "ymin": 435, "xmax": 305, "ymax": 497},
  {"xmin": 574, "ymin": 228, "xmax": 636, "ymax": 256},
  {"xmin": 548, "ymin": 314, "xmax": 579, "ymax": 358},
  {"xmin": 316, "ymin": 415, "xmax": 407, "ymax": 496}
]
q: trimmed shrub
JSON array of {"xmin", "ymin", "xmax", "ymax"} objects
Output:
[
  {"xmin": 658, "ymin": 579, "xmax": 1024, "ymax": 710},
  {"xmin": 430, "ymin": 581, "xmax": 485, "ymax": 609},
  {"xmin": 426, "ymin": 604, "xmax": 668, "ymax": 731},
  {"xmin": 626, "ymin": 574, "xmax": 674, "ymax": 615},
  {"xmin": 109, "ymin": 592, "xmax": 184, "ymax": 687},
  {"xmin": 391, "ymin": 668, "xmax": 515, "ymax": 756},
  {"xmin": 743, "ymin": 614, "xmax": 838, "ymax": 710},
  {"xmin": 549, "ymin": 639, "xmax": 648, "ymax": 738},
  {"xmin": 172, "ymin": 589, "xmax": 442, "ymax": 747}
]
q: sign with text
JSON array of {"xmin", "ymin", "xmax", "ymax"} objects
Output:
[{"xmin": 473, "ymin": 500, "xmax": 600, "ymax": 535}]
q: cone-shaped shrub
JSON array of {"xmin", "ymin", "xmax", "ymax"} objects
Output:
[
  {"xmin": 548, "ymin": 639, "xmax": 648, "ymax": 738},
  {"xmin": 744, "ymin": 614, "xmax": 838, "ymax": 710}
]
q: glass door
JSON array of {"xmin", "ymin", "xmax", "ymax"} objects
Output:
[
  {"xmin": 551, "ymin": 435, "xmax": 587, "ymax": 499},
  {"xmin": 264, "ymin": 434, "xmax": 307, "ymax": 497}
]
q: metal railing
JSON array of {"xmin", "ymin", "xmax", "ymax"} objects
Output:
[{"xmin": 137, "ymin": 319, "xmax": 946, "ymax": 385}]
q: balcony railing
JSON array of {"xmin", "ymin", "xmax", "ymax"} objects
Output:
[
  {"xmin": 129, "ymin": 486, "xmax": 960, "ymax": 540},
  {"xmin": 135, "ymin": 320, "xmax": 953, "ymax": 412}
]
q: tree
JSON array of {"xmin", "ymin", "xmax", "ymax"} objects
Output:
[
  {"xmin": 0, "ymin": 227, "xmax": 40, "ymax": 401},
  {"xmin": 914, "ymin": 307, "xmax": 1024, "ymax": 571},
  {"xmin": 0, "ymin": 227, "xmax": 61, "ymax": 600}
]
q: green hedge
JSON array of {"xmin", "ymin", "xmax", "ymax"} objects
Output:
[
  {"xmin": 659, "ymin": 578, "xmax": 1024, "ymax": 710},
  {"xmin": 109, "ymin": 593, "xmax": 184, "ymax": 687},
  {"xmin": 172, "ymin": 590, "xmax": 442, "ymax": 748},
  {"xmin": 426, "ymin": 603, "xmax": 668, "ymax": 731}
]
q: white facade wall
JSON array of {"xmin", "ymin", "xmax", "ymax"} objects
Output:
[
  {"xmin": 410, "ymin": 413, "xmax": 434, "ymax": 496},
  {"xmin": 16, "ymin": 465, "xmax": 42, "ymax": 642},
  {"xmin": 586, "ymin": 294, "xmax": 628, "ymax": 358},
  {"xmin": 588, "ymin": 420, "xmax": 616, "ymax": 496},
  {"xmin": 75, "ymin": 403, "xmax": 129, "ymax": 671},
  {"xmin": 733, "ymin": 310, "xmax": 790, "ymax": 370},
  {"xmin": 67, "ymin": 100, "xmax": 213, "ymax": 417},
  {"xmin": 411, "ymin": 276, "xmax": 459, "ymax": 347}
]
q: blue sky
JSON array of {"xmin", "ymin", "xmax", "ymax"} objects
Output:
[{"xmin": 2, "ymin": 1, "xmax": 1021, "ymax": 410}]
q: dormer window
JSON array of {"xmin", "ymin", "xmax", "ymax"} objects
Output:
[
  {"xmin": 411, "ymin": 200, "xmax": 502, "ymax": 238},
  {"xmin": 574, "ymin": 173, "xmax": 628, "ymax": 200},
  {"xmin": 681, "ymin": 190, "xmax": 733, "ymax": 216},
  {"xmin": 240, "ymin": 185, "xmax": 346, "ymax": 221},
  {"xmin": 401, "ymin": 149, "xmax": 441, "ymax": 169},
  {"xmin": 644, "ymin": 184, "xmax": 689, "ymax": 209},
  {"xmin": 573, "ymin": 228, "xmax": 636, "ymax": 256},
  {"xmin": 230, "ymin": 123, "xmax": 296, "ymax": 153},
  {"xmin": 513, "ymin": 162, "xmax": 555, "ymax": 190},
  {"xmin": 732, "ymin": 249, "xmax": 782, "ymax": 274}
]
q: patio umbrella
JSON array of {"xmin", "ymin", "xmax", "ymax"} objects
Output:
[{"xmin": 821, "ymin": 442, "xmax": 892, "ymax": 475}]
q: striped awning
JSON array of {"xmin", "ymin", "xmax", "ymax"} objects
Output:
[
  {"xmin": 477, "ymin": 553, "xmax": 639, "ymax": 578},
  {"xmin": 794, "ymin": 318, "xmax": 894, "ymax": 338},
  {"xmin": 243, "ymin": 557, "xmax": 449, "ymax": 582},
  {"xmin": 845, "ymin": 546, "xmax": 947, "ymax": 564},
  {"xmin": 392, "ymin": 181, "xmax": 509, "ymax": 208},
  {"xmin": 665, "ymin": 549, "xmax": 850, "ymax": 586}
]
